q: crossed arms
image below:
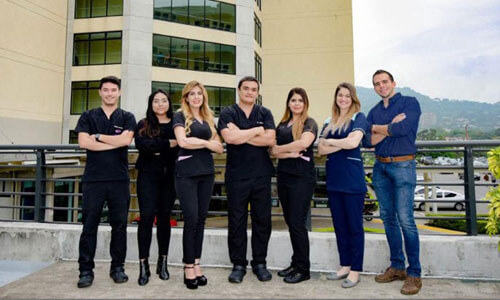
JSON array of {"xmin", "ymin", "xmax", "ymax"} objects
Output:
[{"xmin": 78, "ymin": 130, "xmax": 134, "ymax": 151}]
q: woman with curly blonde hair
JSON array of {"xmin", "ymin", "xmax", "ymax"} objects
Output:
[{"xmin": 172, "ymin": 81, "xmax": 223, "ymax": 289}]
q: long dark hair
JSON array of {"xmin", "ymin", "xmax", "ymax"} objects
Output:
[
  {"xmin": 279, "ymin": 87, "xmax": 310, "ymax": 140},
  {"xmin": 138, "ymin": 89, "xmax": 173, "ymax": 138}
]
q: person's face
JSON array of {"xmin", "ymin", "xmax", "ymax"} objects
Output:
[
  {"xmin": 186, "ymin": 86, "xmax": 204, "ymax": 109},
  {"xmin": 373, "ymin": 73, "xmax": 396, "ymax": 99},
  {"xmin": 99, "ymin": 82, "xmax": 121, "ymax": 106},
  {"xmin": 336, "ymin": 87, "xmax": 352, "ymax": 111},
  {"xmin": 288, "ymin": 93, "xmax": 305, "ymax": 116},
  {"xmin": 152, "ymin": 93, "xmax": 169, "ymax": 117},
  {"xmin": 238, "ymin": 81, "xmax": 259, "ymax": 105}
]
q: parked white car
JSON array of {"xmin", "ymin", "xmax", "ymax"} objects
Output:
[{"xmin": 414, "ymin": 189, "xmax": 465, "ymax": 211}]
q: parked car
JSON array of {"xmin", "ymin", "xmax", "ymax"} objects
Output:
[
  {"xmin": 414, "ymin": 189, "xmax": 465, "ymax": 211},
  {"xmin": 458, "ymin": 172, "xmax": 480, "ymax": 181}
]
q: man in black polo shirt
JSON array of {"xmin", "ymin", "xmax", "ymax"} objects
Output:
[
  {"xmin": 75, "ymin": 76, "xmax": 136, "ymax": 288},
  {"xmin": 218, "ymin": 76, "xmax": 276, "ymax": 283}
]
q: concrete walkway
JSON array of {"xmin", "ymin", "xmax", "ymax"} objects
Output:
[{"xmin": 0, "ymin": 261, "xmax": 499, "ymax": 299}]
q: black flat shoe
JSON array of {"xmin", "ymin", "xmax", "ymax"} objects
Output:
[
  {"xmin": 138, "ymin": 259, "xmax": 150, "ymax": 286},
  {"xmin": 184, "ymin": 265, "xmax": 198, "ymax": 289},
  {"xmin": 252, "ymin": 264, "xmax": 272, "ymax": 282},
  {"xmin": 284, "ymin": 271, "xmax": 310, "ymax": 284},
  {"xmin": 277, "ymin": 265, "xmax": 296, "ymax": 277},
  {"xmin": 228, "ymin": 265, "xmax": 246, "ymax": 283},
  {"xmin": 194, "ymin": 263, "xmax": 207, "ymax": 286},
  {"xmin": 77, "ymin": 271, "xmax": 94, "ymax": 288},
  {"xmin": 157, "ymin": 255, "xmax": 170, "ymax": 280},
  {"xmin": 110, "ymin": 267, "xmax": 129, "ymax": 283}
]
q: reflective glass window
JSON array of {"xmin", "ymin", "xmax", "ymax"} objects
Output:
[
  {"xmin": 171, "ymin": 37, "xmax": 188, "ymax": 69},
  {"xmin": 188, "ymin": 40, "xmax": 205, "ymax": 71},
  {"xmin": 189, "ymin": 0, "xmax": 205, "ymax": 26},
  {"xmin": 205, "ymin": 42, "xmax": 220, "ymax": 72},
  {"xmin": 220, "ymin": 3, "xmax": 235, "ymax": 32},
  {"xmin": 220, "ymin": 44, "xmax": 235, "ymax": 74},
  {"xmin": 172, "ymin": 0, "xmax": 188, "ymax": 24}
]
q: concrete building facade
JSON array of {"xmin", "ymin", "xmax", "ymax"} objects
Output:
[{"xmin": 0, "ymin": 0, "xmax": 354, "ymax": 144}]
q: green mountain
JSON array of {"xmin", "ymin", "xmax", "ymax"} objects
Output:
[{"xmin": 356, "ymin": 86, "xmax": 500, "ymax": 131}]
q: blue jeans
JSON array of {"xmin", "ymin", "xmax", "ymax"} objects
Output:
[{"xmin": 372, "ymin": 160, "xmax": 421, "ymax": 277}]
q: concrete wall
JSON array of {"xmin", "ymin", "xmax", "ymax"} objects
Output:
[
  {"xmin": 261, "ymin": 0, "xmax": 354, "ymax": 124},
  {"xmin": 1, "ymin": 222, "xmax": 499, "ymax": 279},
  {"xmin": 0, "ymin": 0, "xmax": 67, "ymax": 144}
]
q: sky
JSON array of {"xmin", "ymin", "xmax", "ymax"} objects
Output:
[{"xmin": 352, "ymin": 0, "xmax": 500, "ymax": 103}]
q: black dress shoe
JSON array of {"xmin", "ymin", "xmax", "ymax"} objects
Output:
[
  {"xmin": 284, "ymin": 271, "xmax": 310, "ymax": 284},
  {"xmin": 156, "ymin": 255, "xmax": 170, "ymax": 280},
  {"xmin": 228, "ymin": 265, "xmax": 246, "ymax": 283},
  {"xmin": 252, "ymin": 264, "xmax": 272, "ymax": 282},
  {"xmin": 277, "ymin": 265, "xmax": 296, "ymax": 277},
  {"xmin": 110, "ymin": 267, "xmax": 129, "ymax": 283},
  {"xmin": 77, "ymin": 271, "xmax": 94, "ymax": 288},
  {"xmin": 138, "ymin": 259, "xmax": 150, "ymax": 286},
  {"xmin": 184, "ymin": 265, "xmax": 198, "ymax": 289}
]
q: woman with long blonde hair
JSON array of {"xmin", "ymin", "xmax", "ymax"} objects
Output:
[
  {"xmin": 318, "ymin": 82, "xmax": 368, "ymax": 288},
  {"xmin": 271, "ymin": 87, "xmax": 318, "ymax": 284},
  {"xmin": 172, "ymin": 81, "xmax": 223, "ymax": 289}
]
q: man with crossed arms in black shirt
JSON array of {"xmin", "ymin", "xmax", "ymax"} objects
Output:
[
  {"xmin": 218, "ymin": 76, "xmax": 276, "ymax": 283},
  {"xmin": 75, "ymin": 76, "xmax": 136, "ymax": 288}
]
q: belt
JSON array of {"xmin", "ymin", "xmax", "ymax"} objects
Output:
[{"xmin": 376, "ymin": 154, "xmax": 415, "ymax": 163}]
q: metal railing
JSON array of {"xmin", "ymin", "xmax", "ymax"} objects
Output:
[{"xmin": 0, "ymin": 140, "xmax": 498, "ymax": 235}]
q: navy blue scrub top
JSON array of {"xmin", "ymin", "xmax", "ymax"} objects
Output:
[
  {"xmin": 218, "ymin": 104, "xmax": 276, "ymax": 181},
  {"xmin": 172, "ymin": 112, "xmax": 215, "ymax": 178},
  {"xmin": 320, "ymin": 113, "xmax": 368, "ymax": 194},
  {"xmin": 276, "ymin": 117, "xmax": 318, "ymax": 182},
  {"xmin": 134, "ymin": 119, "xmax": 179, "ymax": 174},
  {"xmin": 75, "ymin": 107, "xmax": 136, "ymax": 182}
]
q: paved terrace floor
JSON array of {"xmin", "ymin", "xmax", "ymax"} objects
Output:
[{"xmin": 0, "ymin": 261, "xmax": 499, "ymax": 299}]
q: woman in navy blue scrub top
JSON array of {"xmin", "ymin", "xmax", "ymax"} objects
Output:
[
  {"xmin": 271, "ymin": 87, "xmax": 317, "ymax": 284},
  {"xmin": 134, "ymin": 89, "xmax": 178, "ymax": 286},
  {"xmin": 173, "ymin": 81, "xmax": 223, "ymax": 289},
  {"xmin": 318, "ymin": 82, "xmax": 368, "ymax": 288}
]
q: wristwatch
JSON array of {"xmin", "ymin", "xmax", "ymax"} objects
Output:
[{"xmin": 95, "ymin": 133, "xmax": 101, "ymax": 141}]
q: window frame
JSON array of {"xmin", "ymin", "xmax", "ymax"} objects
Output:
[
  {"xmin": 73, "ymin": 31, "xmax": 122, "ymax": 66},
  {"xmin": 153, "ymin": 0, "xmax": 236, "ymax": 33},
  {"xmin": 74, "ymin": 0, "xmax": 123, "ymax": 19},
  {"xmin": 152, "ymin": 34, "xmax": 236, "ymax": 75}
]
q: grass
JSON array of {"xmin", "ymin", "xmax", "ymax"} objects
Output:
[
  {"xmin": 425, "ymin": 213, "xmax": 496, "ymax": 234},
  {"xmin": 313, "ymin": 227, "xmax": 385, "ymax": 234}
]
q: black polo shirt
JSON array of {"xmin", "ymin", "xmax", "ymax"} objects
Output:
[
  {"xmin": 172, "ymin": 112, "xmax": 214, "ymax": 178},
  {"xmin": 75, "ymin": 107, "xmax": 136, "ymax": 182},
  {"xmin": 276, "ymin": 117, "xmax": 318, "ymax": 182},
  {"xmin": 134, "ymin": 119, "xmax": 178, "ymax": 174},
  {"xmin": 218, "ymin": 104, "xmax": 275, "ymax": 182}
]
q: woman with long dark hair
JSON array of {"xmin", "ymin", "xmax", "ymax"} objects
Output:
[
  {"xmin": 173, "ymin": 81, "xmax": 223, "ymax": 289},
  {"xmin": 271, "ymin": 87, "xmax": 318, "ymax": 284},
  {"xmin": 134, "ymin": 89, "xmax": 178, "ymax": 286},
  {"xmin": 318, "ymin": 82, "xmax": 368, "ymax": 288}
]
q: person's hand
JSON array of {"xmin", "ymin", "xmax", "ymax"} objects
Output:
[
  {"xmin": 271, "ymin": 145, "xmax": 280, "ymax": 155},
  {"xmin": 89, "ymin": 134, "xmax": 97, "ymax": 142},
  {"xmin": 391, "ymin": 113, "xmax": 406, "ymax": 123},
  {"xmin": 289, "ymin": 152, "xmax": 301, "ymax": 158}
]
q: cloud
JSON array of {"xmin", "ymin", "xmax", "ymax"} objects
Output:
[{"xmin": 353, "ymin": 0, "xmax": 500, "ymax": 103}]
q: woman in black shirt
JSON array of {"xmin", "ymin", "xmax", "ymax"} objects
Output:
[
  {"xmin": 135, "ymin": 89, "xmax": 178, "ymax": 286},
  {"xmin": 271, "ymin": 87, "xmax": 318, "ymax": 284},
  {"xmin": 173, "ymin": 81, "xmax": 223, "ymax": 289}
]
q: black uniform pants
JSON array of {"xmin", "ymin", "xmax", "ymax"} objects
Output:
[
  {"xmin": 175, "ymin": 174, "xmax": 214, "ymax": 264},
  {"xmin": 277, "ymin": 172, "xmax": 314, "ymax": 274},
  {"xmin": 78, "ymin": 180, "xmax": 130, "ymax": 272},
  {"xmin": 137, "ymin": 169, "xmax": 176, "ymax": 259},
  {"xmin": 227, "ymin": 176, "xmax": 272, "ymax": 267}
]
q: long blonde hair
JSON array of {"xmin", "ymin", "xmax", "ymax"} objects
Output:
[
  {"xmin": 279, "ymin": 87, "xmax": 310, "ymax": 140},
  {"xmin": 180, "ymin": 81, "xmax": 217, "ymax": 138},
  {"xmin": 324, "ymin": 82, "xmax": 361, "ymax": 135}
]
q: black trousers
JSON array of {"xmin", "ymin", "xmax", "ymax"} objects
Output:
[
  {"xmin": 78, "ymin": 180, "xmax": 130, "ymax": 272},
  {"xmin": 175, "ymin": 174, "xmax": 214, "ymax": 264},
  {"xmin": 277, "ymin": 172, "xmax": 314, "ymax": 274},
  {"xmin": 227, "ymin": 176, "xmax": 272, "ymax": 267},
  {"xmin": 137, "ymin": 169, "xmax": 176, "ymax": 259}
]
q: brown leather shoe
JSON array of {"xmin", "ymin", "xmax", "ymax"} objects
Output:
[
  {"xmin": 374, "ymin": 267, "xmax": 407, "ymax": 283},
  {"xmin": 401, "ymin": 276, "xmax": 422, "ymax": 295}
]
